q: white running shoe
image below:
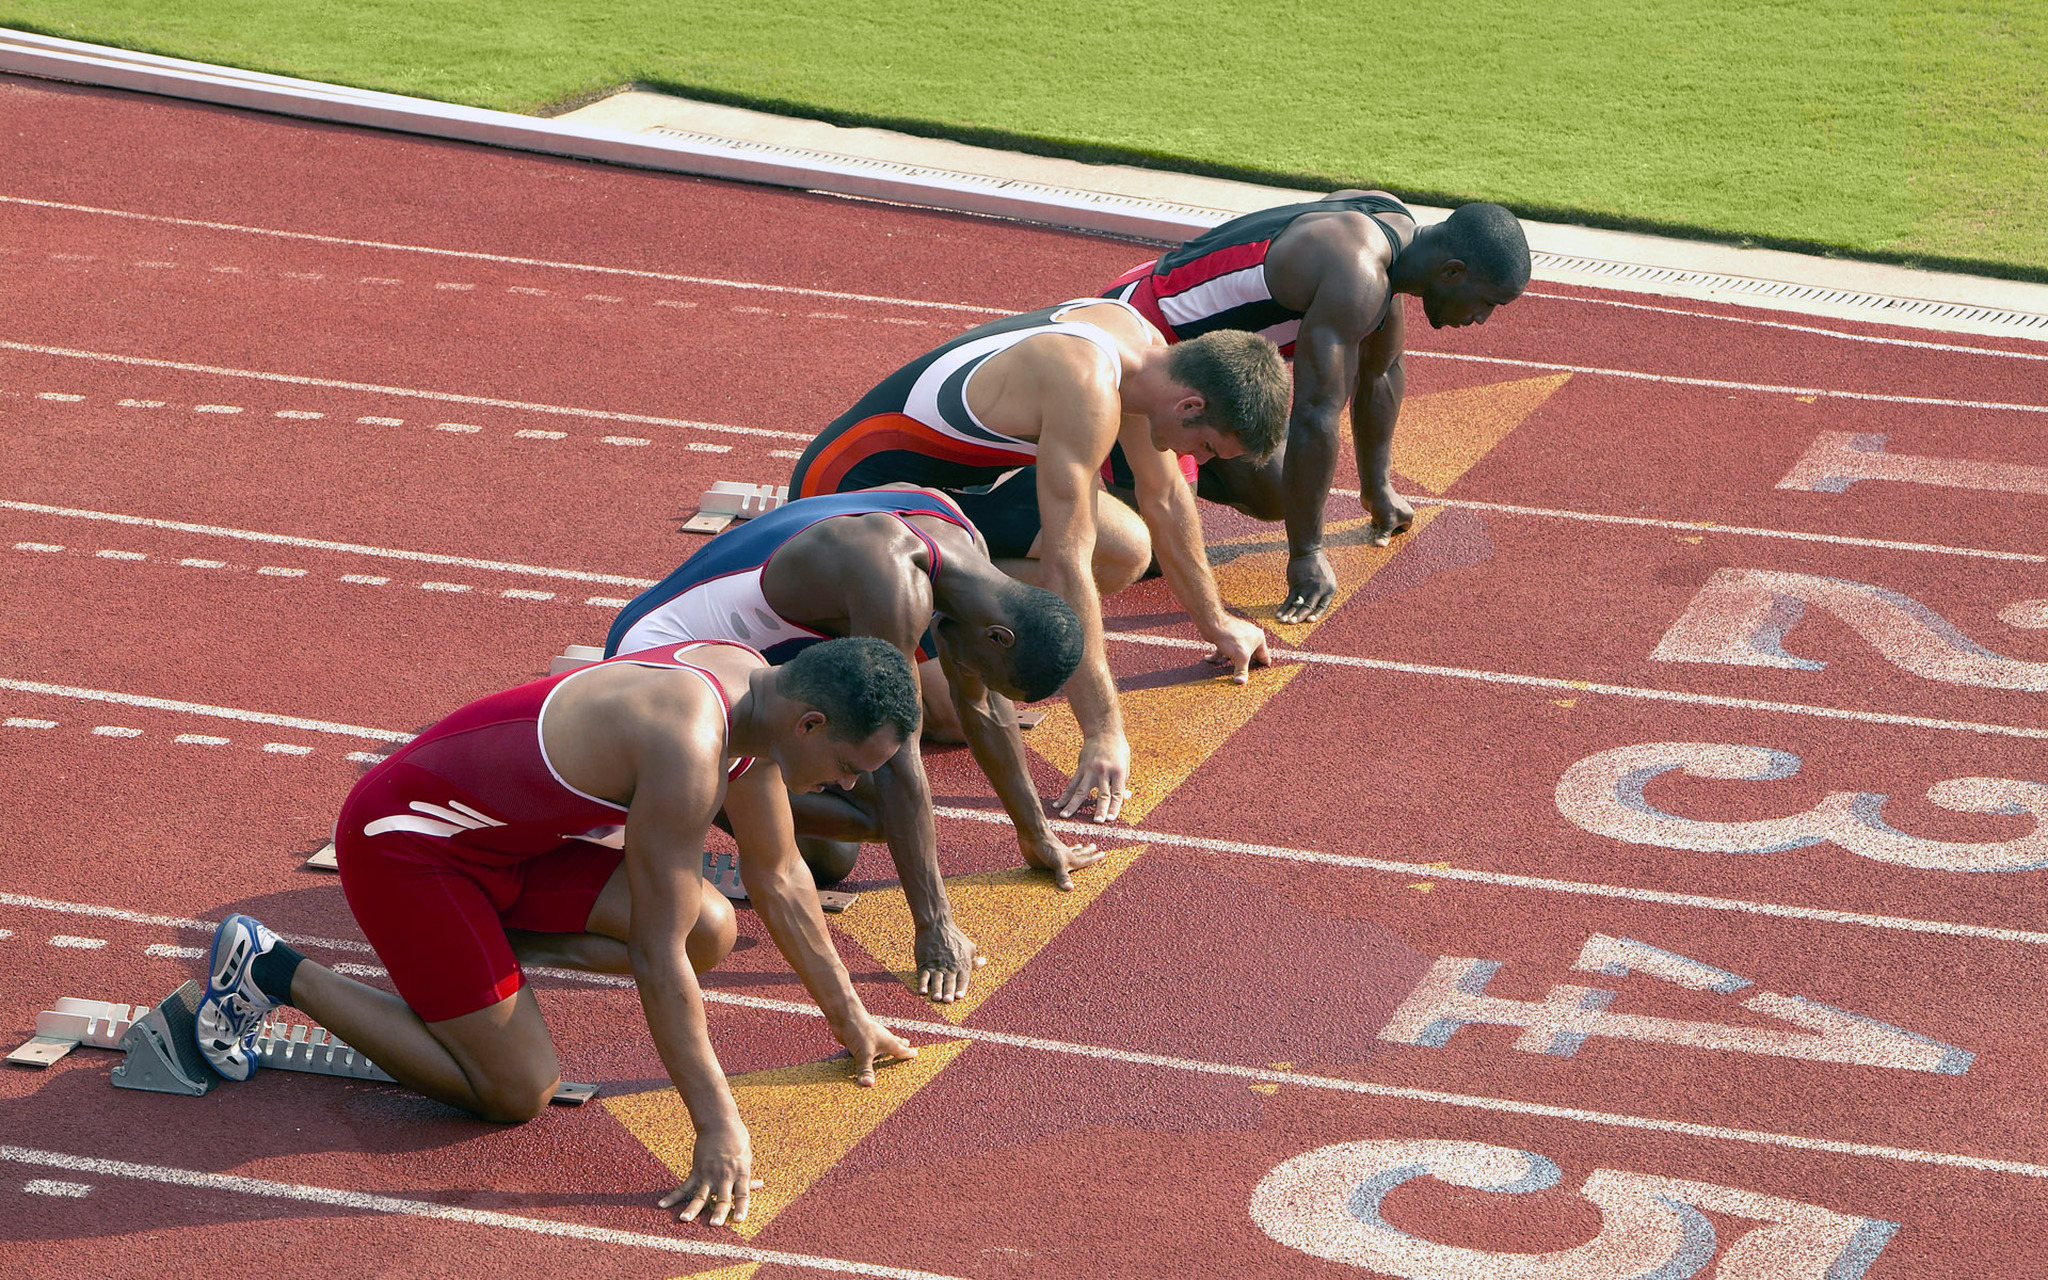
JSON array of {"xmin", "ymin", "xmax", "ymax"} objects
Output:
[{"xmin": 194, "ymin": 913, "xmax": 282, "ymax": 1081}]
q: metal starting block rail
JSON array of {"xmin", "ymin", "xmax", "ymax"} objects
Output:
[
  {"xmin": 685, "ymin": 481, "xmax": 787, "ymax": 533},
  {"xmin": 9, "ymin": 982, "xmax": 593, "ymax": 1103}
]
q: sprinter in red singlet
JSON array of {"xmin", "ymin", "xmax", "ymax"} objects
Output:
[
  {"xmin": 1104, "ymin": 196, "xmax": 1531, "ymax": 623},
  {"xmin": 192, "ymin": 637, "xmax": 920, "ymax": 1229}
]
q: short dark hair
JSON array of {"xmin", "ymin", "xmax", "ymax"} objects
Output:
[
  {"xmin": 775, "ymin": 636, "xmax": 920, "ymax": 743},
  {"xmin": 1167, "ymin": 331, "xmax": 1289, "ymax": 461},
  {"xmin": 990, "ymin": 579, "xmax": 1083, "ymax": 701},
  {"xmin": 1442, "ymin": 203, "xmax": 1530, "ymax": 291}
]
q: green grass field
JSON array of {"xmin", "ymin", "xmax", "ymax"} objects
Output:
[{"xmin": 6, "ymin": 1, "xmax": 2043, "ymax": 277}]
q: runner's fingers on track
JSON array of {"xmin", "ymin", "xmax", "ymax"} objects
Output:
[
  {"xmin": 1050, "ymin": 840, "xmax": 1104, "ymax": 891},
  {"xmin": 1058, "ymin": 755, "xmax": 1128, "ymax": 822}
]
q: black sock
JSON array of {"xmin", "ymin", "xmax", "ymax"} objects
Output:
[{"xmin": 251, "ymin": 941, "xmax": 306, "ymax": 1007}]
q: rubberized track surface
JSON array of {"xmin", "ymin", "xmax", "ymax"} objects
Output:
[{"xmin": 4, "ymin": 73, "xmax": 2047, "ymax": 1279}]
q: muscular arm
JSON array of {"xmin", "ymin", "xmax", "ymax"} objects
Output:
[
  {"xmin": 1350, "ymin": 308, "xmax": 1411, "ymax": 544},
  {"xmin": 1033, "ymin": 403, "xmax": 1123, "ymax": 750},
  {"xmin": 620, "ymin": 723, "xmax": 750, "ymax": 1223},
  {"xmin": 724, "ymin": 763, "xmax": 911, "ymax": 1083}
]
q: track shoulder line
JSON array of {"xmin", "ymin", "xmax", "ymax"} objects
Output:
[
  {"xmin": 0, "ymin": 1147, "xmax": 970, "ymax": 1279},
  {"xmin": 0, "ymin": 339, "xmax": 815, "ymax": 440},
  {"xmin": 0, "ymin": 677, "xmax": 410, "ymax": 741},
  {"xmin": 1525, "ymin": 290, "xmax": 2048, "ymax": 362},
  {"xmin": 0, "ymin": 193, "xmax": 1010, "ymax": 315}
]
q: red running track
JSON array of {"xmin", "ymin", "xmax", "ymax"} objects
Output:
[{"xmin": 4, "ymin": 71, "xmax": 2048, "ymax": 1279}]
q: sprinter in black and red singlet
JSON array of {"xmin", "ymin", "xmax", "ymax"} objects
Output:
[
  {"xmin": 1103, "ymin": 195, "xmax": 1532, "ymax": 624},
  {"xmin": 788, "ymin": 298, "xmax": 1289, "ymax": 823}
]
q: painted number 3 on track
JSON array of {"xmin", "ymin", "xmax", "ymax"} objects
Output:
[{"xmin": 1248, "ymin": 1138, "xmax": 1896, "ymax": 1278}]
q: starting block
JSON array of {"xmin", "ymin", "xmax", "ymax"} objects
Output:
[
  {"xmin": 686, "ymin": 482, "xmax": 787, "ymax": 534},
  {"xmin": 550, "ymin": 643, "xmax": 606, "ymax": 675},
  {"xmin": 13, "ymin": 983, "xmax": 593, "ymax": 1104},
  {"xmin": 304, "ymin": 842, "xmax": 339, "ymax": 872}
]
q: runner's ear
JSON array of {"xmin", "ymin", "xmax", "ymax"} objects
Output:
[
  {"xmin": 796, "ymin": 709, "xmax": 828, "ymax": 737},
  {"xmin": 985, "ymin": 625, "xmax": 1016, "ymax": 648}
]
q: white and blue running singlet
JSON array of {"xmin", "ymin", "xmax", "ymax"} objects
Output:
[{"xmin": 604, "ymin": 490, "xmax": 973, "ymax": 662}]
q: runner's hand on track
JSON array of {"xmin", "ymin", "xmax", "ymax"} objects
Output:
[
  {"xmin": 1022, "ymin": 833, "xmax": 1105, "ymax": 891},
  {"xmin": 837, "ymin": 1015, "xmax": 919, "ymax": 1087},
  {"xmin": 915, "ymin": 919, "xmax": 986, "ymax": 1004},
  {"xmin": 1202, "ymin": 616, "xmax": 1272, "ymax": 684},
  {"xmin": 1278, "ymin": 550, "xmax": 1337, "ymax": 624},
  {"xmin": 1059, "ymin": 733, "xmax": 1132, "ymax": 822},
  {"xmin": 660, "ymin": 1123, "xmax": 760, "ymax": 1227}
]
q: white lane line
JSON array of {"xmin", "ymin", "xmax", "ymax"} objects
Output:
[
  {"xmin": 37, "ymin": 391, "xmax": 82, "ymax": 401},
  {"xmin": 256, "ymin": 566, "xmax": 306, "ymax": 577},
  {"xmin": 192, "ymin": 404, "xmax": 243, "ymax": 414},
  {"xmin": 1409, "ymin": 349, "xmax": 2048, "ymax": 413},
  {"xmin": 347, "ymin": 751, "xmax": 387, "ymax": 764},
  {"xmin": 0, "ymin": 677, "xmax": 411, "ymax": 742},
  {"xmin": 931, "ymin": 804, "xmax": 2048, "ymax": 947},
  {"xmin": 601, "ymin": 435, "xmax": 650, "ymax": 447},
  {"xmin": 503, "ymin": 588, "xmax": 555, "ymax": 601},
  {"xmin": 48, "ymin": 936, "xmax": 107, "ymax": 949},
  {"xmin": 0, "ymin": 1147, "xmax": 970, "ymax": 1279},
  {"xmin": 261, "ymin": 743, "xmax": 314, "ymax": 755},
  {"xmin": 1416, "ymin": 496, "xmax": 2045, "ymax": 565},
  {"xmin": 0, "ymin": 499, "xmax": 659, "ymax": 587},
  {"xmin": 357, "ymin": 415, "xmax": 404, "ymax": 426},
  {"xmin": 4, "ymin": 717, "xmax": 56, "ymax": 728},
  {"xmin": 178, "ymin": 558, "xmax": 225, "ymax": 568},
  {"xmin": 0, "ymin": 891, "xmax": 375, "ymax": 953},
  {"xmin": 0, "ymin": 194, "xmax": 1012, "ymax": 315},
  {"xmin": 94, "ymin": 549, "xmax": 145, "ymax": 561},
  {"xmin": 15, "ymin": 541, "xmax": 64, "ymax": 552},
  {"xmin": 116, "ymin": 398, "xmax": 166, "ymax": 408},
  {"xmin": 274, "ymin": 409, "xmax": 324, "ymax": 420},
  {"xmin": 23, "ymin": 1179, "xmax": 92, "ymax": 1197},
  {"xmin": 1104, "ymin": 630, "xmax": 2048, "ymax": 741},
  {"xmin": 433, "ymin": 422, "xmax": 481, "ymax": 433},
  {"xmin": 1526, "ymin": 289, "xmax": 2048, "ymax": 362},
  {"xmin": 27, "ymin": 906, "xmax": 2044, "ymax": 1180},
  {"xmin": 686, "ymin": 442, "xmax": 732, "ymax": 453},
  {"xmin": 420, "ymin": 581, "xmax": 472, "ymax": 593},
  {"xmin": 90, "ymin": 726, "xmax": 142, "ymax": 738},
  {"xmin": 0, "ymin": 339, "xmax": 815, "ymax": 441},
  {"xmin": 172, "ymin": 734, "xmax": 228, "ymax": 745},
  {"xmin": 587, "ymin": 596, "xmax": 629, "ymax": 608},
  {"xmin": 340, "ymin": 574, "xmax": 391, "ymax": 585},
  {"xmin": 514, "ymin": 429, "xmax": 567, "ymax": 440},
  {"xmin": 143, "ymin": 944, "xmax": 204, "ymax": 959}
]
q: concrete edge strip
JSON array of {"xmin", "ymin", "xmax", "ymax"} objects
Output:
[
  {"xmin": 6, "ymin": 27, "xmax": 2047, "ymax": 341},
  {"xmin": 0, "ymin": 29, "xmax": 1228, "ymax": 243}
]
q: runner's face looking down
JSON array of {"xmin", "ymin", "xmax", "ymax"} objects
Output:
[
  {"xmin": 777, "ymin": 713, "xmax": 905, "ymax": 792},
  {"xmin": 1421, "ymin": 260, "xmax": 1523, "ymax": 329}
]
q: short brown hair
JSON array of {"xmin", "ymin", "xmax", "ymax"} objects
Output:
[{"xmin": 1167, "ymin": 331, "xmax": 1289, "ymax": 460}]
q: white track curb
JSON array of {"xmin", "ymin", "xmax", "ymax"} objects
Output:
[{"xmin": 6, "ymin": 26, "xmax": 2047, "ymax": 341}]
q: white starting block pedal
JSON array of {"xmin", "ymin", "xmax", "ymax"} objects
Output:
[
  {"xmin": 550, "ymin": 643, "xmax": 606, "ymax": 675},
  {"xmin": 304, "ymin": 842, "xmax": 339, "ymax": 872},
  {"xmin": 18, "ymin": 983, "xmax": 595, "ymax": 1104},
  {"xmin": 687, "ymin": 482, "xmax": 788, "ymax": 534},
  {"xmin": 703, "ymin": 849, "xmax": 856, "ymax": 913}
]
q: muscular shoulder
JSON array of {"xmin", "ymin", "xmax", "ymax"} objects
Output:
[{"xmin": 1270, "ymin": 208, "xmax": 1394, "ymax": 332}]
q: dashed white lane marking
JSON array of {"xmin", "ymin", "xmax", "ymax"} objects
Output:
[
  {"xmin": 1527, "ymin": 289, "xmax": 2048, "ymax": 362},
  {"xmin": 0, "ymin": 1147, "xmax": 972, "ymax": 1279},
  {"xmin": 502, "ymin": 588, "xmax": 554, "ymax": 601},
  {"xmin": 769, "ymin": 448, "xmax": 803, "ymax": 459},
  {"xmin": 0, "ymin": 678, "xmax": 411, "ymax": 742},
  {"xmin": 0, "ymin": 339, "xmax": 814, "ymax": 440},
  {"xmin": 586, "ymin": 596, "xmax": 629, "ymax": 608},
  {"xmin": 209, "ymin": 265, "xmax": 240, "ymax": 274},
  {"xmin": 7, "ymin": 896, "xmax": 2045, "ymax": 1175},
  {"xmin": 433, "ymin": 422, "xmax": 481, "ymax": 433},
  {"xmin": 0, "ymin": 193, "xmax": 1012, "ymax": 315},
  {"xmin": 880, "ymin": 317, "xmax": 929, "ymax": 326},
  {"xmin": 654, "ymin": 299, "xmax": 698, "ymax": 309},
  {"xmin": 1410, "ymin": 348, "xmax": 2048, "ymax": 414},
  {"xmin": 48, "ymin": 936, "xmax": 107, "ymax": 949},
  {"xmin": 280, "ymin": 271, "xmax": 322, "ymax": 281},
  {"xmin": 15, "ymin": 542, "xmax": 63, "ymax": 552},
  {"xmin": 23, "ymin": 1179, "xmax": 92, "ymax": 1197},
  {"xmin": 807, "ymin": 311, "xmax": 850, "ymax": 320},
  {"xmin": 584, "ymin": 293, "xmax": 622, "ymax": 303},
  {"xmin": 256, "ymin": 566, "xmax": 306, "ymax": 577},
  {"xmin": 262, "ymin": 743, "xmax": 314, "ymax": 755},
  {"xmin": 435, "ymin": 282, "xmax": 474, "ymax": 291},
  {"xmin": 0, "ymin": 499, "xmax": 658, "ymax": 587},
  {"xmin": 357, "ymin": 415, "xmax": 404, "ymax": 426},
  {"xmin": 686, "ymin": 442, "xmax": 732, "ymax": 453},
  {"xmin": 273, "ymin": 409, "xmax": 323, "ymax": 420},
  {"xmin": 191, "ymin": 404, "xmax": 242, "ymax": 414},
  {"xmin": 36, "ymin": 391, "xmax": 82, "ymax": 401},
  {"xmin": 360, "ymin": 277, "xmax": 401, "ymax": 286},
  {"xmin": 5, "ymin": 717, "xmax": 55, "ymax": 729},
  {"xmin": 134, "ymin": 261, "xmax": 175, "ymax": 270},
  {"xmin": 347, "ymin": 751, "xmax": 387, "ymax": 764},
  {"xmin": 90, "ymin": 726, "xmax": 141, "ymax": 738},
  {"xmin": 340, "ymin": 574, "xmax": 391, "ymax": 585},
  {"xmin": 94, "ymin": 549, "xmax": 145, "ymax": 561},
  {"xmin": 178, "ymin": 558, "xmax": 225, "ymax": 568},
  {"xmin": 733, "ymin": 305, "xmax": 777, "ymax": 315},
  {"xmin": 1415, "ymin": 496, "xmax": 2048, "ymax": 565},
  {"xmin": 1106, "ymin": 630, "xmax": 2048, "ymax": 742},
  {"xmin": 172, "ymin": 734, "xmax": 228, "ymax": 745},
  {"xmin": 116, "ymin": 398, "xmax": 164, "ymax": 408},
  {"xmin": 143, "ymin": 944, "xmax": 204, "ymax": 960},
  {"xmin": 507, "ymin": 286, "xmax": 547, "ymax": 296},
  {"xmin": 419, "ymin": 581, "xmax": 470, "ymax": 593},
  {"xmin": 601, "ymin": 435, "xmax": 650, "ymax": 446},
  {"xmin": 514, "ymin": 429, "xmax": 566, "ymax": 440}
]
